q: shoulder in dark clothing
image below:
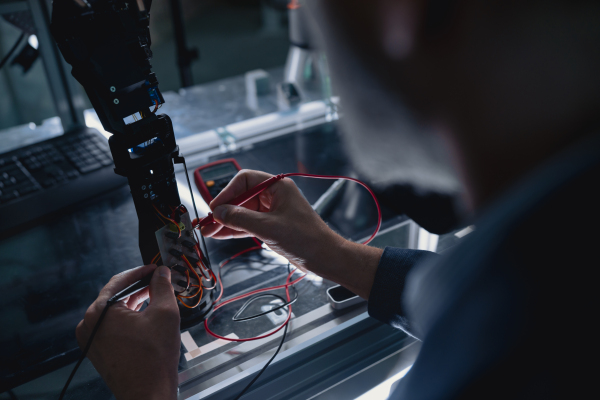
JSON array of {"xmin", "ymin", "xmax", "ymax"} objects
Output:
[{"xmin": 381, "ymin": 134, "xmax": 600, "ymax": 399}]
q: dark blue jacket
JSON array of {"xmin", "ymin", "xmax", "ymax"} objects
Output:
[{"xmin": 368, "ymin": 133, "xmax": 600, "ymax": 399}]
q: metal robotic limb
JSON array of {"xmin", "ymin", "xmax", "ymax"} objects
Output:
[{"xmin": 50, "ymin": 0, "xmax": 213, "ymax": 328}]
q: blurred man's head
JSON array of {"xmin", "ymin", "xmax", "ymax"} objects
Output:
[{"xmin": 307, "ymin": 0, "xmax": 600, "ymax": 210}]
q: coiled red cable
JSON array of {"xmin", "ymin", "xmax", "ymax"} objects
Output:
[
  {"xmin": 203, "ymin": 173, "xmax": 382, "ymax": 342},
  {"xmin": 282, "ymin": 173, "xmax": 382, "ymax": 245}
]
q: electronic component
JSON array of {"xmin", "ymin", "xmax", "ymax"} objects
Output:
[
  {"xmin": 181, "ymin": 240, "xmax": 195, "ymax": 249},
  {"xmin": 172, "ymin": 264, "xmax": 187, "ymax": 274},
  {"xmin": 194, "ymin": 158, "xmax": 241, "ymax": 203},
  {"xmin": 176, "ymin": 280, "xmax": 188, "ymax": 289},
  {"xmin": 155, "ymin": 211, "xmax": 214, "ymax": 327},
  {"xmin": 327, "ymin": 285, "xmax": 365, "ymax": 310},
  {"xmin": 165, "ymin": 231, "xmax": 179, "ymax": 240},
  {"xmin": 186, "ymin": 255, "xmax": 200, "ymax": 264},
  {"xmin": 169, "ymin": 248, "xmax": 184, "ymax": 259}
]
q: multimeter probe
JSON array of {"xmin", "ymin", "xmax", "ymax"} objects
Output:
[{"xmin": 198, "ymin": 172, "xmax": 382, "ymax": 244}]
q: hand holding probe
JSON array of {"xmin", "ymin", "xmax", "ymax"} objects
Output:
[
  {"xmin": 107, "ymin": 269, "xmax": 155, "ymax": 304},
  {"xmin": 198, "ymin": 174, "xmax": 286, "ymax": 227},
  {"xmin": 197, "ymin": 172, "xmax": 382, "ymax": 246}
]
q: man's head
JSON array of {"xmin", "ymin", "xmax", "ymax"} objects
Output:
[{"xmin": 307, "ymin": 0, "xmax": 600, "ymax": 210}]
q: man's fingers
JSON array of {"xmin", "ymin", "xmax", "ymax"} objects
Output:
[
  {"xmin": 212, "ymin": 204, "xmax": 272, "ymax": 238},
  {"xmin": 126, "ymin": 287, "xmax": 149, "ymax": 310},
  {"xmin": 98, "ymin": 264, "xmax": 158, "ymax": 303},
  {"xmin": 209, "ymin": 170, "xmax": 274, "ymax": 210},
  {"xmin": 205, "ymin": 226, "xmax": 252, "ymax": 240},
  {"xmin": 200, "ymin": 220, "xmax": 226, "ymax": 237},
  {"xmin": 146, "ymin": 266, "xmax": 178, "ymax": 314}
]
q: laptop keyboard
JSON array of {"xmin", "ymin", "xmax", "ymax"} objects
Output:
[{"xmin": 0, "ymin": 131, "xmax": 113, "ymax": 205}]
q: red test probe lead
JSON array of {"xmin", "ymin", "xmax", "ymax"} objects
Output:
[
  {"xmin": 201, "ymin": 172, "xmax": 382, "ymax": 343},
  {"xmin": 197, "ymin": 172, "xmax": 382, "ymax": 246}
]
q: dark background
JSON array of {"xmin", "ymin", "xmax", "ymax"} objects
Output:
[{"xmin": 0, "ymin": 0, "xmax": 290, "ymax": 130}]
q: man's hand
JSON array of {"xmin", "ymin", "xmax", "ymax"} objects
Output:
[
  {"xmin": 76, "ymin": 264, "xmax": 180, "ymax": 400},
  {"xmin": 201, "ymin": 170, "xmax": 343, "ymax": 273},
  {"xmin": 201, "ymin": 170, "xmax": 383, "ymax": 299}
]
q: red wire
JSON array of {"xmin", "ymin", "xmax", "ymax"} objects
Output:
[
  {"xmin": 204, "ymin": 269, "xmax": 302, "ymax": 342},
  {"xmin": 212, "ymin": 245, "xmax": 263, "ymax": 304},
  {"xmin": 282, "ymin": 173, "xmax": 382, "ymax": 245},
  {"xmin": 202, "ymin": 172, "xmax": 382, "ymax": 342},
  {"xmin": 219, "ymin": 245, "xmax": 263, "ymax": 269}
]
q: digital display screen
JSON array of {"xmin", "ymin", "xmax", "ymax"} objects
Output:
[{"xmin": 201, "ymin": 163, "xmax": 239, "ymax": 181}]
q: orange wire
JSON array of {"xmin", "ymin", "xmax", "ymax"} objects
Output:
[
  {"xmin": 151, "ymin": 99, "xmax": 159, "ymax": 113},
  {"xmin": 152, "ymin": 203, "xmax": 181, "ymax": 238},
  {"xmin": 177, "ymin": 292, "xmax": 203, "ymax": 308},
  {"xmin": 150, "ymin": 252, "xmax": 161, "ymax": 265},
  {"xmin": 178, "ymin": 280, "xmax": 203, "ymax": 299},
  {"xmin": 180, "ymin": 255, "xmax": 203, "ymax": 298}
]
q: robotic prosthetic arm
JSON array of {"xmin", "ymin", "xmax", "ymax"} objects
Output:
[{"xmin": 51, "ymin": 0, "xmax": 213, "ymax": 327}]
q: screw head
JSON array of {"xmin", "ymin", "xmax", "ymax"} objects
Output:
[
  {"xmin": 143, "ymin": 193, "xmax": 148, "ymax": 198},
  {"xmin": 113, "ymin": 99, "xmax": 119, "ymax": 104},
  {"xmin": 148, "ymin": 184, "xmax": 152, "ymax": 189},
  {"xmin": 110, "ymin": 86, "xmax": 116, "ymax": 92},
  {"xmin": 141, "ymin": 185, "xmax": 146, "ymax": 190}
]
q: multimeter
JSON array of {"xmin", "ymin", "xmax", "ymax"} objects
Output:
[{"xmin": 194, "ymin": 158, "xmax": 242, "ymax": 203}]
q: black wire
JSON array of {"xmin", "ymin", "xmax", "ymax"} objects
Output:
[
  {"xmin": 232, "ymin": 315, "xmax": 288, "ymax": 400},
  {"xmin": 181, "ymin": 157, "xmax": 200, "ymax": 226},
  {"xmin": 200, "ymin": 233, "xmax": 212, "ymax": 269},
  {"xmin": 58, "ymin": 302, "xmax": 112, "ymax": 400},
  {"xmin": 0, "ymin": 32, "xmax": 25, "ymax": 70},
  {"xmin": 179, "ymin": 155, "xmax": 213, "ymax": 271},
  {"xmin": 230, "ymin": 262, "xmax": 299, "ymax": 320},
  {"xmin": 232, "ymin": 290, "xmax": 298, "ymax": 322}
]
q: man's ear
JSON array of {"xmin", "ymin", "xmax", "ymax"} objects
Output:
[{"xmin": 379, "ymin": 0, "xmax": 424, "ymax": 60}]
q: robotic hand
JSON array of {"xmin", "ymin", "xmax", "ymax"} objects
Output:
[{"xmin": 51, "ymin": 0, "xmax": 213, "ymax": 327}]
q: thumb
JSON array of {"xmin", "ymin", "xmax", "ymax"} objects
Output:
[
  {"xmin": 213, "ymin": 204, "xmax": 272, "ymax": 238},
  {"xmin": 147, "ymin": 266, "xmax": 178, "ymax": 311}
]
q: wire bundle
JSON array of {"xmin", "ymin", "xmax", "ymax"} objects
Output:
[{"xmin": 151, "ymin": 203, "xmax": 216, "ymax": 309}]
